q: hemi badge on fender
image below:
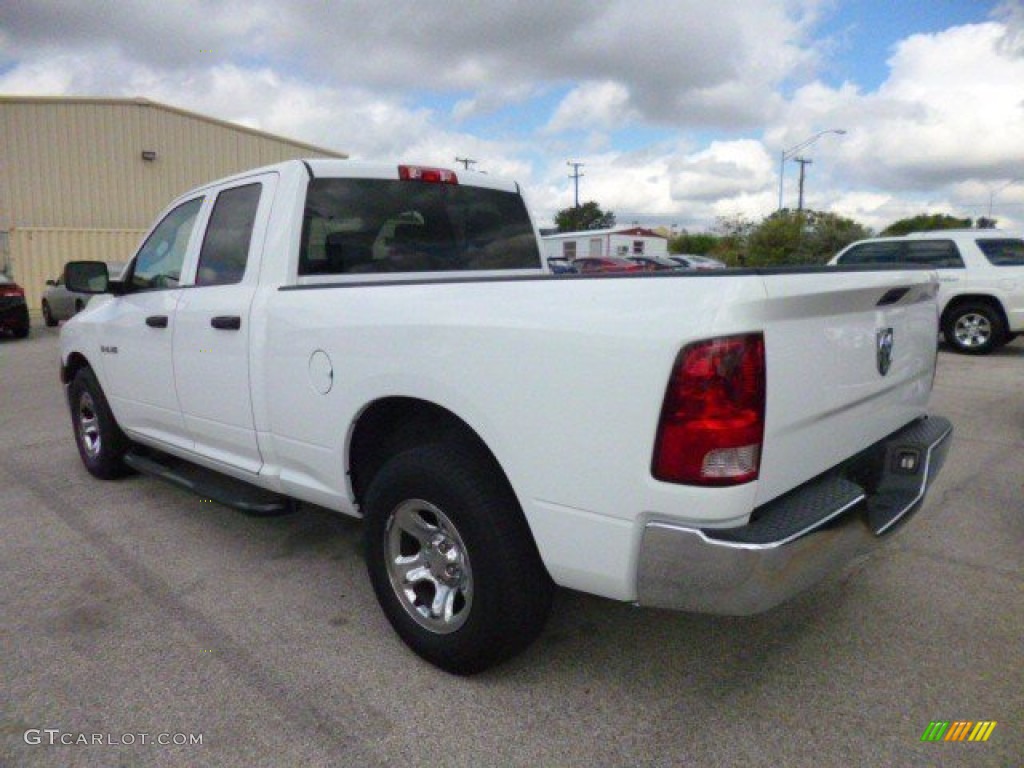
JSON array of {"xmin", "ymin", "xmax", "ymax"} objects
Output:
[{"xmin": 101, "ymin": 345, "xmax": 118, "ymax": 354}]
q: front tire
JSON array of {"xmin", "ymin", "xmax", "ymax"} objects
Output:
[
  {"xmin": 42, "ymin": 301, "xmax": 58, "ymax": 327},
  {"xmin": 363, "ymin": 441, "xmax": 553, "ymax": 675},
  {"xmin": 68, "ymin": 367, "xmax": 131, "ymax": 479},
  {"xmin": 943, "ymin": 302, "xmax": 1005, "ymax": 355}
]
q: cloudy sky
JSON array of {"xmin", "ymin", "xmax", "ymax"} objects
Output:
[{"xmin": 2, "ymin": 0, "xmax": 1023, "ymax": 232}]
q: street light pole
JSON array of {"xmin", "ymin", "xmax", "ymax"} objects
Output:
[
  {"xmin": 778, "ymin": 128, "xmax": 846, "ymax": 211},
  {"xmin": 988, "ymin": 178, "xmax": 1020, "ymax": 219}
]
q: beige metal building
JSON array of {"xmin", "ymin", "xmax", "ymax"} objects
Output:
[{"xmin": 0, "ymin": 95, "xmax": 347, "ymax": 314}]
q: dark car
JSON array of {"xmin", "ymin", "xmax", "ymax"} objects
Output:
[
  {"xmin": 546, "ymin": 257, "xmax": 579, "ymax": 274},
  {"xmin": 574, "ymin": 257, "xmax": 644, "ymax": 274},
  {"xmin": 668, "ymin": 254, "xmax": 727, "ymax": 270},
  {"xmin": 628, "ymin": 255, "xmax": 683, "ymax": 271},
  {"xmin": 0, "ymin": 274, "xmax": 30, "ymax": 338}
]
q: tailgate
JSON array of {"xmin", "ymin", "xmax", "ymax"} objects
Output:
[{"xmin": 755, "ymin": 268, "xmax": 940, "ymax": 505}]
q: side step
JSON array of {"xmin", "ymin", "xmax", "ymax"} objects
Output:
[{"xmin": 124, "ymin": 450, "xmax": 294, "ymax": 516}]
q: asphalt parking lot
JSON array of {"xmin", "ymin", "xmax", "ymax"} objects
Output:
[{"xmin": 2, "ymin": 326, "xmax": 1021, "ymax": 767}]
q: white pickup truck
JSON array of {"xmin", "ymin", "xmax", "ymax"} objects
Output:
[{"xmin": 61, "ymin": 159, "xmax": 952, "ymax": 674}]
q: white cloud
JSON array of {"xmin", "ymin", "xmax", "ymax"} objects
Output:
[
  {"xmin": 545, "ymin": 81, "xmax": 637, "ymax": 133},
  {"xmin": 669, "ymin": 140, "xmax": 775, "ymax": 202},
  {"xmin": 2, "ymin": 2, "xmax": 1021, "ymax": 232}
]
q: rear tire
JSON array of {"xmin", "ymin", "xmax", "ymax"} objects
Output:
[
  {"xmin": 943, "ymin": 302, "xmax": 1005, "ymax": 355},
  {"xmin": 363, "ymin": 441, "xmax": 553, "ymax": 674},
  {"xmin": 68, "ymin": 367, "xmax": 131, "ymax": 479}
]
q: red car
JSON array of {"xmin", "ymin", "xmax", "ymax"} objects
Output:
[
  {"xmin": 0, "ymin": 274, "xmax": 30, "ymax": 339},
  {"xmin": 573, "ymin": 257, "xmax": 643, "ymax": 274}
]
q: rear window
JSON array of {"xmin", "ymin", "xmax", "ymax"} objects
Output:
[
  {"xmin": 837, "ymin": 241, "xmax": 902, "ymax": 265},
  {"xmin": 904, "ymin": 240, "xmax": 964, "ymax": 268},
  {"xmin": 976, "ymin": 238, "xmax": 1024, "ymax": 266},
  {"xmin": 299, "ymin": 179, "xmax": 541, "ymax": 276}
]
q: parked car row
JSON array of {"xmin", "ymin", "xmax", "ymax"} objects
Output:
[
  {"xmin": 0, "ymin": 261, "xmax": 130, "ymax": 340},
  {"xmin": 545, "ymin": 254, "xmax": 727, "ymax": 274}
]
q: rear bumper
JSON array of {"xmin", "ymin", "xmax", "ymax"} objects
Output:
[
  {"xmin": 636, "ymin": 415, "xmax": 953, "ymax": 614},
  {"xmin": 0, "ymin": 302, "xmax": 30, "ymax": 331}
]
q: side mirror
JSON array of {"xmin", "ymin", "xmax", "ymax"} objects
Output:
[
  {"xmin": 45, "ymin": 279, "xmax": 56, "ymax": 286},
  {"xmin": 65, "ymin": 261, "xmax": 110, "ymax": 294}
]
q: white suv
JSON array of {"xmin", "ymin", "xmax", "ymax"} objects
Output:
[{"xmin": 831, "ymin": 230, "xmax": 1024, "ymax": 354}]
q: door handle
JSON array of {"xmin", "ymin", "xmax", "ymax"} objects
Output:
[
  {"xmin": 210, "ymin": 315, "xmax": 242, "ymax": 330},
  {"xmin": 145, "ymin": 315, "xmax": 168, "ymax": 328}
]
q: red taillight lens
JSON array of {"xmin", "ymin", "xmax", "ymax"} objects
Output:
[
  {"xmin": 652, "ymin": 333, "xmax": 766, "ymax": 486},
  {"xmin": 398, "ymin": 165, "xmax": 459, "ymax": 184},
  {"xmin": 0, "ymin": 284, "xmax": 24, "ymax": 297}
]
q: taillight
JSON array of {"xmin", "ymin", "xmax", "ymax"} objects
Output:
[
  {"xmin": 398, "ymin": 165, "xmax": 458, "ymax": 184},
  {"xmin": 652, "ymin": 333, "xmax": 766, "ymax": 486},
  {"xmin": 0, "ymin": 284, "xmax": 24, "ymax": 297}
]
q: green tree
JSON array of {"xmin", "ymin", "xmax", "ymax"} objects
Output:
[
  {"xmin": 554, "ymin": 201, "xmax": 616, "ymax": 232},
  {"xmin": 746, "ymin": 209, "xmax": 871, "ymax": 266},
  {"xmin": 668, "ymin": 231, "xmax": 719, "ymax": 255},
  {"xmin": 881, "ymin": 213, "xmax": 971, "ymax": 236},
  {"xmin": 709, "ymin": 214, "xmax": 756, "ymax": 266}
]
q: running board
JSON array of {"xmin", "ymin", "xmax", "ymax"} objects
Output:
[{"xmin": 124, "ymin": 450, "xmax": 294, "ymax": 516}]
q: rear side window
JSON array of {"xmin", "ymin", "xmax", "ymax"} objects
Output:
[
  {"xmin": 976, "ymin": 238, "xmax": 1024, "ymax": 266},
  {"xmin": 904, "ymin": 240, "xmax": 964, "ymax": 268},
  {"xmin": 299, "ymin": 179, "xmax": 541, "ymax": 275},
  {"xmin": 196, "ymin": 183, "xmax": 262, "ymax": 286},
  {"xmin": 837, "ymin": 241, "xmax": 902, "ymax": 265}
]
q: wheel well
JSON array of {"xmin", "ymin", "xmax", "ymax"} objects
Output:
[
  {"xmin": 61, "ymin": 352, "xmax": 92, "ymax": 385},
  {"xmin": 941, "ymin": 295, "xmax": 1008, "ymax": 330},
  {"xmin": 348, "ymin": 397, "xmax": 505, "ymax": 504}
]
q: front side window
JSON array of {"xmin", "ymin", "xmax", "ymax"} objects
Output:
[
  {"xmin": 196, "ymin": 184, "xmax": 262, "ymax": 286},
  {"xmin": 837, "ymin": 241, "xmax": 902, "ymax": 265},
  {"xmin": 976, "ymin": 238, "xmax": 1024, "ymax": 266},
  {"xmin": 904, "ymin": 240, "xmax": 964, "ymax": 268},
  {"xmin": 299, "ymin": 179, "xmax": 541, "ymax": 275},
  {"xmin": 131, "ymin": 198, "xmax": 203, "ymax": 291}
]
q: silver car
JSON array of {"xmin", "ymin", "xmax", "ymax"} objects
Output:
[{"xmin": 42, "ymin": 262, "xmax": 125, "ymax": 326}]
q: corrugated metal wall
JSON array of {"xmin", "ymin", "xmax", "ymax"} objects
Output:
[
  {"xmin": 1, "ymin": 98, "xmax": 345, "ymax": 230},
  {"xmin": 11, "ymin": 228, "xmax": 145, "ymax": 313},
  {"xmin": 0, "ymin": 97, "xmax": 347, "ymax": 316}
]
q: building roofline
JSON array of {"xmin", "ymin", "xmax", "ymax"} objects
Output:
[
  {"xmin": 0, "ymin": 94, "xmax": 348, "ymax": 158},
  {"xmin": 541, "ymin": 226, "xmax": 667, "ymax": 240}
]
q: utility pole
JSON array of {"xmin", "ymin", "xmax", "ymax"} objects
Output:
[
  {"xmin": 567, "ymin": 161, "xmax": 585, "ymax": 208},
  {"xmin": 793, "ymin": 156, "xmax": 813, "ymax": 212},
  {"xmin": 454, "ymin": 157, "xmax": 476, "ymax": 171},
  {"xmin": 778, "ymin": 128, "xmax": 845, "ymax": 210}
]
